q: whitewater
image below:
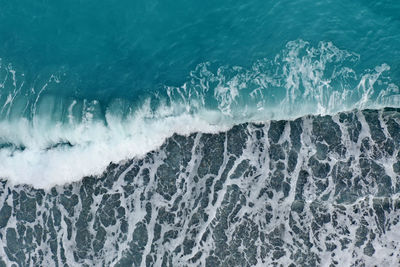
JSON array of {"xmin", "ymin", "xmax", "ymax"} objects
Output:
[{"xmin": 1, "ymin": 40, "xmax": 399, "ymax": 188}]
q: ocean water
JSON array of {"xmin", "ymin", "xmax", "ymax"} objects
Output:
[{"xmin": 0, "ymin": 0, "xmax": 400, "ymax": 266}]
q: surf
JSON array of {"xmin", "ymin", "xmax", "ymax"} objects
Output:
[{"xmin": 0, "ymin": 40, "xmax": 399, "ymax": 188}]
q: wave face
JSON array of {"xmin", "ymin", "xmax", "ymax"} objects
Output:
[
  {"xmin": 0, "ymin": 39, "xmax": 399, "ymax": 186},
  {"xmin": 0, "ymin": 108, "xmax": 399, "ymax": 266}
]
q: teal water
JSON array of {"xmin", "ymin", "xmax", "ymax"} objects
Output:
[{"xmin": 0, "ymin": 0, "xmax": 400, "ymax": 186}]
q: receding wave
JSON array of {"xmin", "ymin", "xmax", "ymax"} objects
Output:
[{"xmin": 0, "ymin": 40, "xmax": 399, "ymax": 187}]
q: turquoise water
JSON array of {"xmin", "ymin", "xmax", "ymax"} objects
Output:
[{"xmin": 0, "ymin": 0, "xmax": 400, "ymax": 186}]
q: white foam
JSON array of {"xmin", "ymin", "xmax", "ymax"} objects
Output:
[
  {"xmin": 0, "ymin": 101, "xmax": 233, "ymax": 188},
  {"xmin": 1, "ymin": 40, "xmax": 400, "ymax": 188}
]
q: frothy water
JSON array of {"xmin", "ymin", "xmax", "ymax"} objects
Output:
[{"xmin": 0, "ymin": 40, "xmax": 399, "ymax": 187}]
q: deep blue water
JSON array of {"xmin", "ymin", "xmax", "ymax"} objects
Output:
[{"xmin": 0, "ymin": 0, "xmax": 399, "ymax": 185}]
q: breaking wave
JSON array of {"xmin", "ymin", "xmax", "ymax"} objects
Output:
[{"xmin": 0, "ymin": 40, "xmax": 399, "ymax": 187}]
